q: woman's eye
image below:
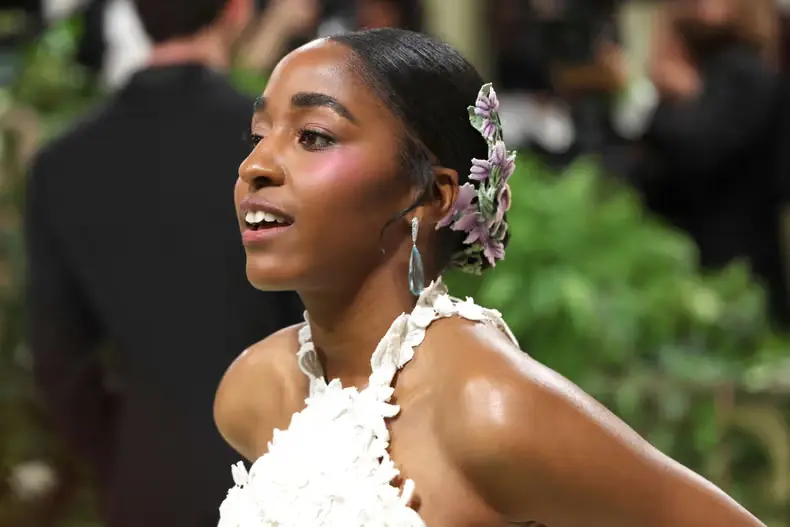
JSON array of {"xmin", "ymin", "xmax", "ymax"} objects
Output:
[
  {"xmin": 249, "ymin": 133, "xmax": 264, "ymax": 148},
  {"xmin": 298, "ymin": 129, "xmax": 335, "ymax": 151}
]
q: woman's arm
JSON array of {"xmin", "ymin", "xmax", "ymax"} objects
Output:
[{"xmin": 440, "ymin": 351, "xmax": 764, "ymax": 527}]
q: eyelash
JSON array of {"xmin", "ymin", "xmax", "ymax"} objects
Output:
[
  {"xmin": 297, "ymin": 128, "xmax": 336, "ymax": 151},
  {"xmin": 248, "ymin": 128, "xmax": 336, "ymax": 151}
]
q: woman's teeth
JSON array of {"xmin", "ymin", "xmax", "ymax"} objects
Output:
[{"xmin": 244, "ymin": 210, "xmax": 287, "ymax": 227}]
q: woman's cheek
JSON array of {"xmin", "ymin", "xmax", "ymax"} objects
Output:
[
  {"xmin": 305, "ymin": 147, "xmax": 368, "ymax": 183},
  {"xmin": 299, "ymin": 147, "xmax": 394, "ymax": 205}
]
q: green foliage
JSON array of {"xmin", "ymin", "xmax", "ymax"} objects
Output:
[
  {"xmin": 229, "ymin": 68, "xmax": 269, "ymax": 98},
  {"xmin": 450, "ymin": 156, "xmax": 778, "ymax": 372},
  {"xmin": 11, "ymin": 18, "xmax": 101, "ymax": 123},
  {"xmin": 1, "ymin": 17, "xmax": 101, "ymax": 527}
]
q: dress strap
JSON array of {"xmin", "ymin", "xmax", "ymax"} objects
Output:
[{"xmin": 296, "ymin": 278, "xmax": 519, "ymax": 396}]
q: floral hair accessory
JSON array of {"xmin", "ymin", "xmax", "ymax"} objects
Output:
[{"xmin": 436, "ymin": 83, "xmax": 515, "ymax": 275}]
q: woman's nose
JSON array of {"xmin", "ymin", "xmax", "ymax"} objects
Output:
[{"xmin": 238, "ymin": 141, "xmax": 285, "ymax": 190}]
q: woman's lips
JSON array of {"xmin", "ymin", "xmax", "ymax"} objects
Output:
[{"xmin": 241, "ymin": 223, "xmax": 292, "ymax": 246}]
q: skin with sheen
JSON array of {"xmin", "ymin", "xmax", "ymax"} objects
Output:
[{"xmin": 215, "ymin": 35, "xmax": 766, "ymax": 527}]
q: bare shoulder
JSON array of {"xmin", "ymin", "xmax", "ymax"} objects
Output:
[
  {"xmin": 214, "ymin": 323, "xmax": 306, "ymax": 461},
  {"xmin": 421, "ymin": 317, "xmax": 762, "ymax": 526},
  {"xmin": 425, "ymin": 317, "xmax": 633, "ymax": 449},
  {"xmin": 421, "ymin": 316, "xmax": 588, "ymax": 448}
]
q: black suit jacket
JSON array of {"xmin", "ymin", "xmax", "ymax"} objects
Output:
[
  {"xmin": 630, "ymin": 45, "xmax": 790, "ymax": 326},
  {"xmin": 24, "ymin": 64, "xmax": 303, "ymax": 527}
]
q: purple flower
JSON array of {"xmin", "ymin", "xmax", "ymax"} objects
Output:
[
  {"xmin": 469, "ymin": 159, "xmax": 491, "ymax": 181},
  {"xmin": 462, "ymin": 219, "xmax": 506, "ymax": 267},
  {"xmin": 490, "ymin": 141, "xmax": 506, "ymax": 167},
  {"xmin": 490, "ymin": 142, "xmax": 516, "ymax": 181},
  {"xmin": 502, "ymin": 153, "xmax": 516, "ymax": 181},
  {"xmin": 487, "ymin": 85, "xmax": 499, "ymax": 112},
  {"xmin": 483, "ymin": 239, "xmax": 506, "ymax": 266},
  {"xmin": 453, "ymin": 209, "xmax": 482, "ymax": 234},
  {"xmin": 475, "ymin": 96, "xmax": 491, "ymax": 113},
  {"xmin": 481, "ymin": 120, "xmax": 496, "ymax": 141},
  {"xmin": 474, "ymin": 85, "xmax": 500, "ymax": 141},
  {"xmin": 474, "ymin": 106, "xmax": 491, "ymax": 118},
  {"xmin": 449, "ymin": 82, "xmax": 513, "ymax": 272},
  {"xmin": 436, "ymin": 182, "xmax": 476, "ymax": 229},
  {"xmin": 475, "ymin": 84, "xmax": 500, "ymax": 116},
  {"xmin": 461, "ymin": 217, "xmax": 487, "ymax": 244},
  {"xmin": 482, "ymin": 185, "xmax": 511, "ymax": 248}
]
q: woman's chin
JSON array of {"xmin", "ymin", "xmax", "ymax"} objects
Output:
[{"xmin": 245, "ymin": 261, "xmax": 299, "ymax": 292}]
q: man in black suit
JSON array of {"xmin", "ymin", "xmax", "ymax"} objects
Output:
[{"xmin": 24, "ymin": 0, "xmax": 303, "ymax": 525}]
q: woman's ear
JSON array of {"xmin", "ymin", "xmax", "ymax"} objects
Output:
[{"xmin": 426, "ymin": 166, "xmax": 459, "ymax": 226}]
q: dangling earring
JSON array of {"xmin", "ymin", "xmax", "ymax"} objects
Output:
[{"xmin": 408, "ymin": 217, "xmax": 425, "ymax": 296}]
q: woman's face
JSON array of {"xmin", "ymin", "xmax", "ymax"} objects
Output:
[{"xmin": 235, "ymin": 40, "xmax": 413, "ymax": 293}]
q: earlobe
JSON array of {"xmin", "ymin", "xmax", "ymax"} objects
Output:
[{"xmin": 431, "ymin": 166, "xmax": 460, "ymax": 225}]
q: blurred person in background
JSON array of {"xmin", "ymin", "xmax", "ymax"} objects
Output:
[
  {"xmin": 236, "ymin": 0, "xmax": 423, "ymax": 73},
  {"xmin": 491, "ymin": 0, "xmax": 628, "ymax": 171},
  {"xmin": 547, "ymin": 0, "xmax": 628, "ymax": 166},
  {"xmin": 40, "ymin": 0, "xmax": 154, "ymax": 90},
  {"xmin": 235, "ymin": 0, "xmax": 321, "ymax": 73},
  {"xmin": 621, "ymin": 0, "xmax": 789, "ymax": 327},
  {"xmin": 490, "ymin": 0, "xmax": 568, "ymax": 156},
  {"xmin": 316, "ymin": 0, "xmax": 423, "ymax": 35},
  {"xmin": 354, "ymin": 0, "xmax": 422, "ymax": 31},
  {"xmin": 24, "ymin": 0, "xmax": 303, "ymax": 525}
]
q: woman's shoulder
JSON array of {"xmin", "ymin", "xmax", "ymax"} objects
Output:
[
  {"xmin": 421, "ymin": 315, "xmax": 628, "ymax": 477},
  {"xmin": 418, "ymin": 314, "xmax": 551, "ymax": 434},
  {"xmin": 214, "ymin": 323, "xmax": 307, "ymax": 461},
  {"xmin": 418, "ymin": 318, "xmax": 764, "ymax": 525}
]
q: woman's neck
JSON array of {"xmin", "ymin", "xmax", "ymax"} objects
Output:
[{"xmin": 299, "ymin": 267, "xmax": 433, "ymax": 387}]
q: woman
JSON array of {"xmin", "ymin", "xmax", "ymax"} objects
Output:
[{"xmin": 214, "ymin": 28, "xmax": 765, "ymax": 526}]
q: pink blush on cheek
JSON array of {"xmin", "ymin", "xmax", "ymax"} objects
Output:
[
  {"xmin": 298, "ymin": 146, "xmax": 404, "ymax": 210},
  {"xmin": 307, "ymin": 148, "xmax": 370, "ymax": 183}
]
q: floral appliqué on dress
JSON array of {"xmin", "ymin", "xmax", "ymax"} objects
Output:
[{"xmin": 217, "ymin": 279, "xmax": 518, "ymax": 527}]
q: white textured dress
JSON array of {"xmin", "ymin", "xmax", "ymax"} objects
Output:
[{"xmin": 217, "ymin": 279, "xmax": 518, "ymax": 527}]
